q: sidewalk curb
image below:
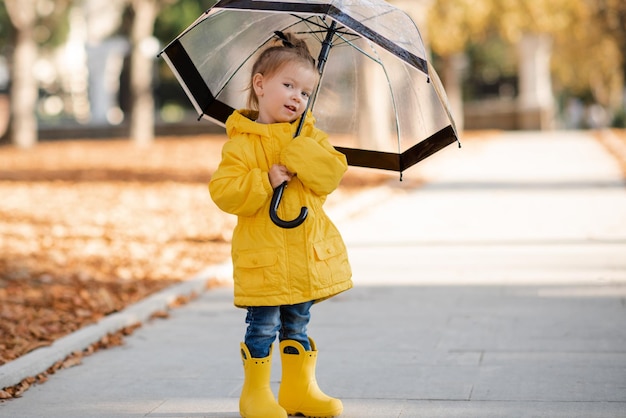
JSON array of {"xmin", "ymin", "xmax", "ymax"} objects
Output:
[{"xmin": 0, "ymin": 263, "xmax": 232, "ymax": 390}]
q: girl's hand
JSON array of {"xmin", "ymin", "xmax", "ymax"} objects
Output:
[{"xmin": 269, "ymin": 164, "xmax": 294, "ymax": 189}]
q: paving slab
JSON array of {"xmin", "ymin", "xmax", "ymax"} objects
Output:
[{"xmin": 1, "ymin": 284, "xmax": 625, "ymax": 417}]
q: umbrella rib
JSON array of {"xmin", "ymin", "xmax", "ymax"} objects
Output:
[
  {"xmin": 334, "ymin": 32, "xmax": 382, "ymax": 65},
  {"xmin": 291, "ymin": 15, "xmax": 358, "ymax": 49},
  {"xmin": 293, "ymin": 15, "xmax": 327, "ymax": 44},
  {"xmin": 327, "ymin": 30, "xmax": 362, "ymax": 48},
  {"xmin": 369, "ymin": 44, "xmax": 402, "ymax": 163}
]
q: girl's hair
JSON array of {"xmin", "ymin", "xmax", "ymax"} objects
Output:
[{"xmin": 247, "ymin": 31, "xmax": 317, "ymax": 110}]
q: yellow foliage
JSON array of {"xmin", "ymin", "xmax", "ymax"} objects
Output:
[
  {"xmin": 427, "ymin": 0, "xmax": 491, "ymax": 55},
  {"xmin": 426, "ymin": 0, "xmax": 624, "ymax": 107}
]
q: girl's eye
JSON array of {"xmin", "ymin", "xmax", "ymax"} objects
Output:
[{"xmin": 302, "ymin": 92, "xmax": 310, "ymax": 99}]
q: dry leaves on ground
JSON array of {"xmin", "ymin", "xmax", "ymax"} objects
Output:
[{"xmin": 0, "ymin": 136, "xmax": 237, "ymax": 369}]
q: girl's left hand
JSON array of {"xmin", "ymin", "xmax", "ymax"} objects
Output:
[{"xmin": 269, "ymin": 164, "xmax": 294, "ymax": 189}]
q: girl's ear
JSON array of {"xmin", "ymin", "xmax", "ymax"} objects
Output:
[{"xmin": 252, "ymin": 73, "xmax": 264, "ymax": 97}]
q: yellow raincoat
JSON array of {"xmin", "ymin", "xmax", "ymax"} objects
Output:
[{"xmin": 209, "ymin": 110, "xmax": 353, "ymax": 307}]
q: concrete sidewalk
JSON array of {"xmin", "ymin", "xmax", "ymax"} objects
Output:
[{"xmin": 1, "ymin": 130, "xmax": 626, "ymax": 417}]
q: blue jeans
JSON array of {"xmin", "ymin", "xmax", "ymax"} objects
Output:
[{"xmin": 244, "ymin": 301, "xmax": 314, "ymax": 358}]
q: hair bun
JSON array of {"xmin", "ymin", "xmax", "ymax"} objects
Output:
[{"xmin": 274, "ymin": 31, "xmax": 295, "ymax": 48}]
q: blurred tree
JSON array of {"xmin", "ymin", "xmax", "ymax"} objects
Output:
[
  {"xmin": 593, "ymin": 0, "xmax": 626, "ymax": 90},
  {"xmin": 151, "ymin": 0, "xmax": 218, "ymax": 118},
  {"xmin": 427, "ymin": 0, "xmax": 492, "ymax": 130},
  {"xmin": 126, "ymin": 0, "xmax": 218, "ymax": 146},
  {"xmin": 4, "ymin": 0, "xmax": 38, "ymax": 148},
  {"xmin": 2, "ymin": 0, "xmax": 71, "ymax": 147},
  {"xmin": 0, "ymin": 0, "xmax": 218, "ymax": 147},
  {"xmin": 584, "ymin": 0, "xmax": 626, "ymax": 124},
  {"xmin": 428, "ymin": 0, "xmax": 625, "ymax": 127},
  {"xmin": 0, "ymin": 3, "xmax": 12, "ymax": 141},
  {"xmin": 0, "ymin": 3, "xmax": 11, "ymax": 52},
  {"xmin": 126, "ymin": 0, "xmax": 171, "ymax": 147},
  {"xmin": 153, "ymin": 0, "xmax": 217, "ymax": 43}
]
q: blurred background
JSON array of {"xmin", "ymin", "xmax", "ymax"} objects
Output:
[
  {"xmin": 0, "ymin": 0, "xmax": 624, "ymax": 148},
  {"xmin": 1, "ymin": 0, "xmax": 626, "ymax": 399}
]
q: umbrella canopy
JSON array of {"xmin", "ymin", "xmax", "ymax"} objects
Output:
[{"xmin": 159, "ymin": 0, "xmax": 460, "ymax": 174}]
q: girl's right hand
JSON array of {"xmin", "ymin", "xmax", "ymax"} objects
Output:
[{"xmin": 269, "ymin": 164, "xmax": 294, "ymax": 189}]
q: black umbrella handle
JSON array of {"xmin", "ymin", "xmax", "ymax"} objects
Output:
[
  {"xmin": 270, "ymin": 181, "xmax": 308, "ymax": 229},
  {"xmin": 270, "ymin": 21, "xmax": 336, "ymax": 229}
]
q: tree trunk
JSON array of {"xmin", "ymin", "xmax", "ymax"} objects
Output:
[
  {"xmin": 5, "ymin": 0, "xmax": 39, "ymax": 148},
  {"xmin": 440, "ymin": 54, "xmax": 465, "ymax": 132},
  {"xmin": 129, "ymin": 0, "xmax": 159, "ymax": 147},
  {"xmin": 517, "ymin": 33, "xmax": 555, "ymax": 130},
  {"xmin": 357, "ymin": 53, "xmax": 392, "ymax": 152}
]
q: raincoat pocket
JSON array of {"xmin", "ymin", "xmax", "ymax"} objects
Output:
[
  {"xmin": 234, "ymin": 249, "xmax": 282, "ymax": 295},
  {"xmin": 312, "ymin": 237, "xmax": 350, "ymax": 288}
]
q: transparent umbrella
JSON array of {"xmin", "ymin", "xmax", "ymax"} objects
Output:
[{"xmin": 159, "ymin": 0, "xmax": 460, "ymax": 227}]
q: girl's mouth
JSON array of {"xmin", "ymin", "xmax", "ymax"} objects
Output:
[{"xmin": 285, "ymin": 105, "xmax": 296, "ymax": 113}]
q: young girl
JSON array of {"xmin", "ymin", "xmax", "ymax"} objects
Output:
[{"xmin": 209, "ymin": 32, "xmax": 353, "ymax": 418}]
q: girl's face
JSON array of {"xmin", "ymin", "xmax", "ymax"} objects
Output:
[{"xmin": 252, "ymin": 62, "xmax": 318, "ymax": 124}]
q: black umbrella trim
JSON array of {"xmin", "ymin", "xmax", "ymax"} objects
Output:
[
  {"xmin": 215, "ymin": 0, "xmax": 428, "ymax": 74},
  {"xmin": 335, "ymin": 125, "xmax": 457, "ymax": 172},
  {"xmin": 163, "ymin": 39, "xmax": 235, "ymax": 124},
  {"xmin": 164, "ymin": 38, "xmax": 457, "ymax": 172}
]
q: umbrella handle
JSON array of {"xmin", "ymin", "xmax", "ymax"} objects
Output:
[
  {"xmin": 268, "ymin": 22, "xmax": 335, "ymax": 229},
  {"xmin": 270, "ymin": 181, "xmax": 308, "ymax": 229}
]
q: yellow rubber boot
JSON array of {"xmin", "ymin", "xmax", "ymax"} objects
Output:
[
  {"xmin": 278, "ymin": 338, "xmax": 343, "ymax": 417},
  {"xmin": 239, "ymin": 343, "xmax": 287, "ymax": 418}
]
